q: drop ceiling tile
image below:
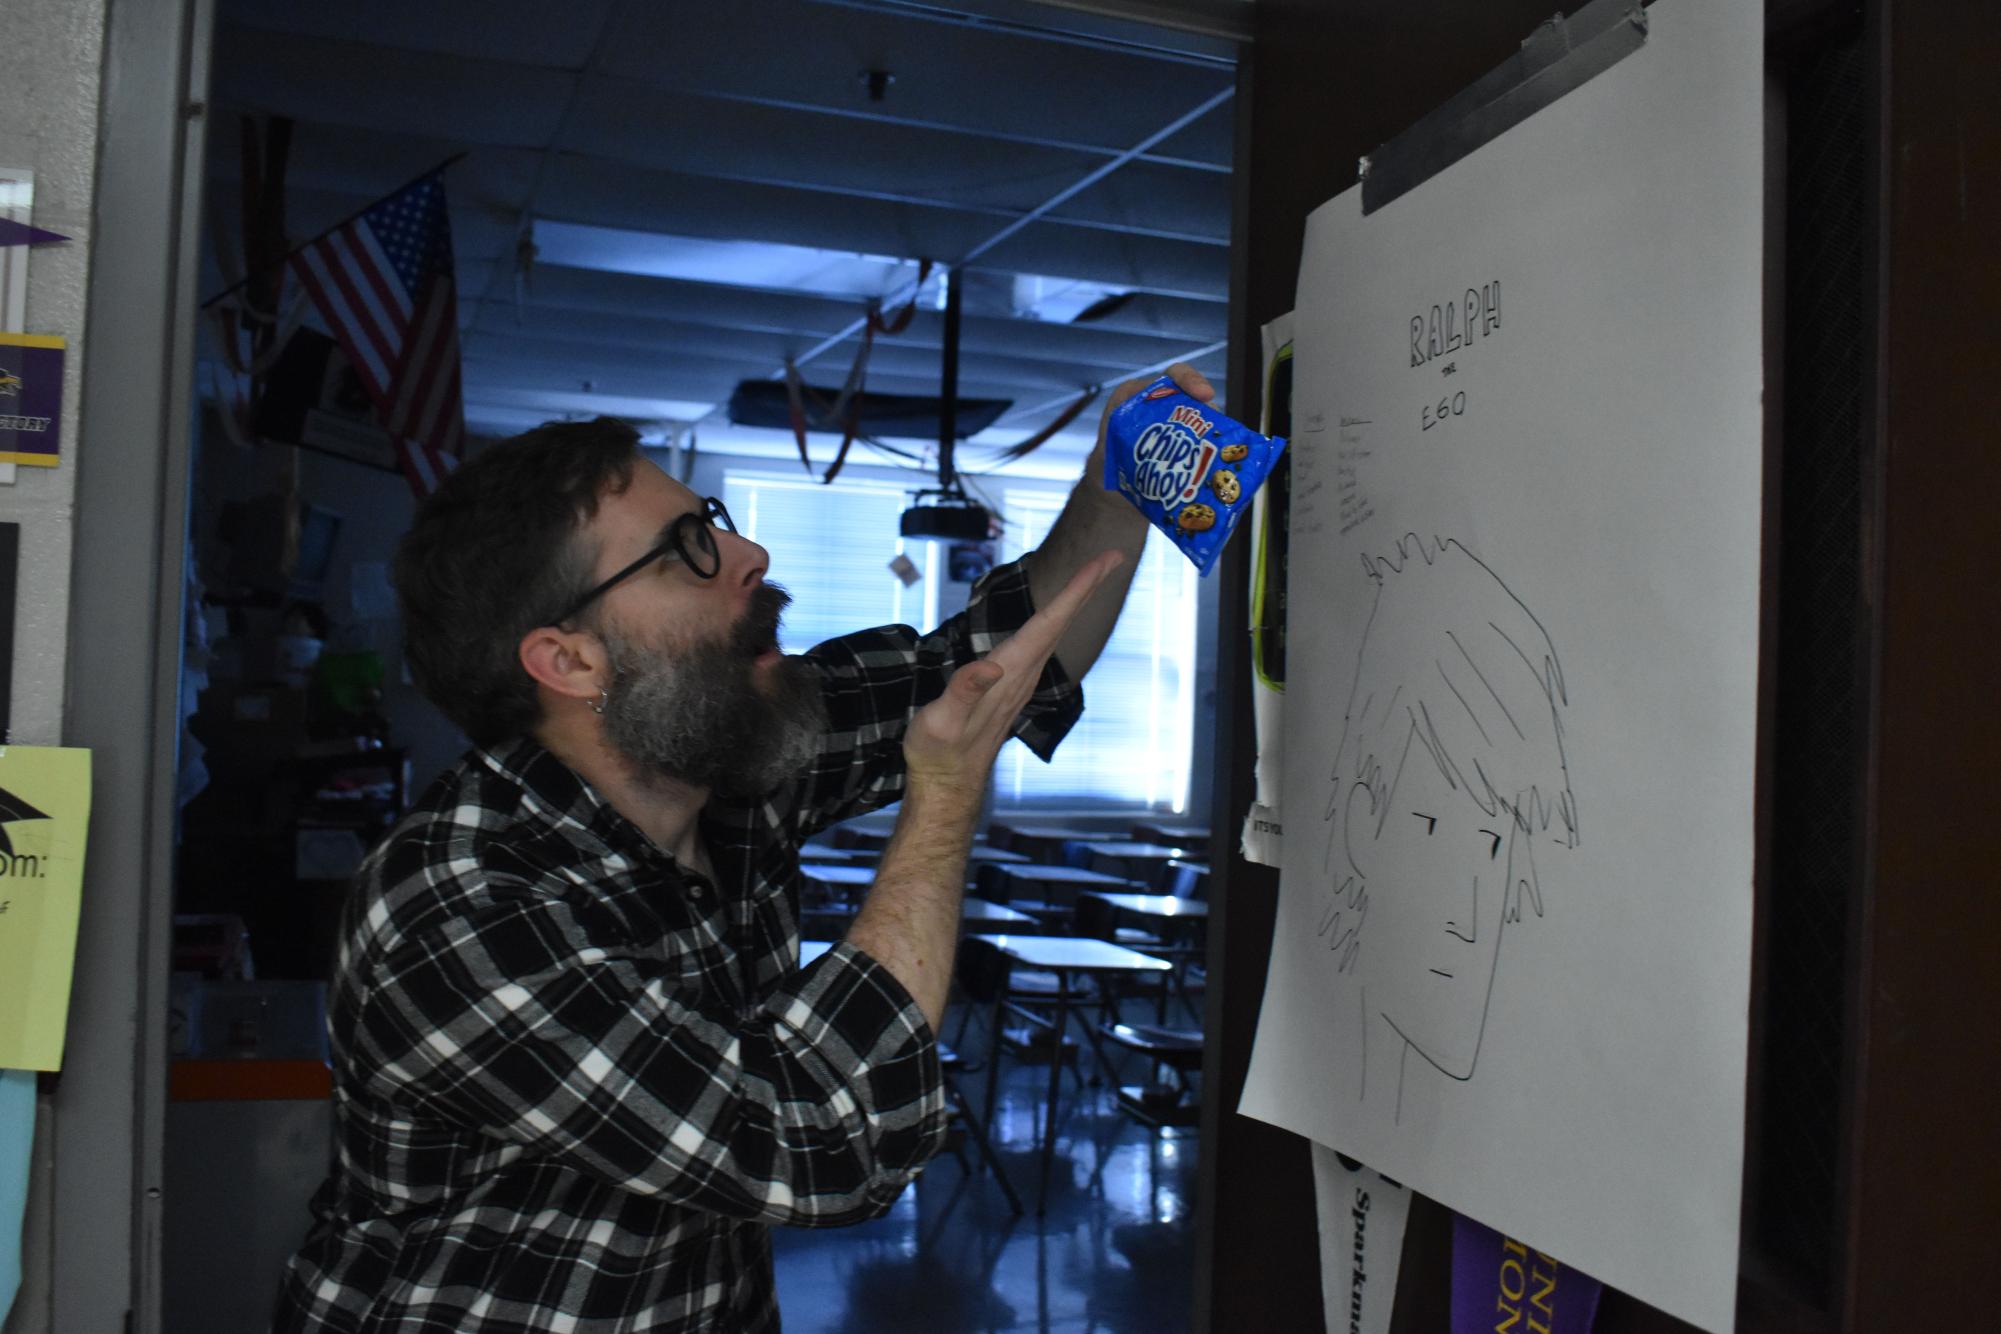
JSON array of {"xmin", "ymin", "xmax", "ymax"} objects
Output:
[
  {"xmin": 561, "ymin": 77, "xmax": 1104, "ymax": 214},
  {"xmin": 210, "ymin": 24, "xmax": 575, "ymax": 147},
  {"xmin": 595, "ymin": 0, "xmax": 1233, "ymax": 154},
  {"xmin": 217, "ymin": 0, "xmax": 616, "ymax": 68}
]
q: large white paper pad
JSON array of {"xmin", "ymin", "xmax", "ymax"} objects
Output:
[{"xmin": 1239, "ymin": 2, "xmax": 1762, "ymax": 1329}]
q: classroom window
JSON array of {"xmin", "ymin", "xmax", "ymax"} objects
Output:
[
  {"xmin": 723, "ymin": 471, "xmax": 1196, "ymax": 813},
  {"xmin": 722, "ymin": 471, "xmax": 937, "ymax": 651},
  {"xmin": 992, "ymin": 485, "xmax": 1197, "ymax": 812}
]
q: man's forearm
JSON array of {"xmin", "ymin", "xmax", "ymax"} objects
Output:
[
  {"xmin": 1028, "ymin": 449, "xmax": 1148, "ymax": 682},
  {"xmin": 843, "ymin": 780, "xmax": 982, "ymax": 1031}
]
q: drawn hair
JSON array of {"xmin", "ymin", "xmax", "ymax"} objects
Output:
[{"xmin": 1320, "ymin": 534, "xmax": 1578, "ymax": 965}]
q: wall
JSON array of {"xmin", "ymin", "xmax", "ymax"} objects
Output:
[
  {"xmin": 1199, "ymin": 2, "xmax": 2001, "ymax": 1330},
  {"xmin": 1848, "ymin": 0, "xmax": 2001, "ymax": 1322},
  {"xmin": 5, "ymin": 0, "xmax": 213, "ymax": 1327},
  {"xmin": 0, "ymin": 0, "xmax": 97, "ymax": 757},
  {"xmin": 0, "ymin": 2, "xmax": 109, "ymax": 1330}
]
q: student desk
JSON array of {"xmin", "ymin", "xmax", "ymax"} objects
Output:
[
  {"xmin": 829, "ymin": 826, "xmax": 894, "ymax": 852},
  {"xmin": 798, "ymin": 844, "xmax": 876, "ymax": 865},
  {"xmin": 959, "ymin": 899, "xmax": 1042, "ymax": 931},
  {"xmin": 965, "ymin": 844, "xmax": 1032, "ymax": 866},
  {"xmin": 1128, "ymin": 820, "xmax": 1210, "ymax": 852},
  {"xmin": 965, "ymin": 933, "xmax": 1173, "ymax": 1211},
  {"xmin": 1077, "ymin": 890, "xmax": 1208, "ymax": 1022},
  {"xmin": 1069, "ymin": 840, "xmax": 1198, "ymax": 884},
  {"xmin": 801, "ymin": 864, "xmax": 1048, "ymax": 936},
  {"xmin": 1075, "ymin": 890, "xmax": 1208, "ymax": 937},
  {"xmin": 974, "ymin": 863, "xmax": 1140, "ymax": 929},
  {"xmin": 989, "ymin": 823, "xmax": 1097, "ymax": 863}
]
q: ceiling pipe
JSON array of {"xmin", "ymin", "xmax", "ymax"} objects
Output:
[
  {"xmin": 939, "ymin": 265, "xmax": 963, "ymax": 491},
  {"xmin": 770, "ymin": 85, "xmax": 1234, "ymax": 384}
]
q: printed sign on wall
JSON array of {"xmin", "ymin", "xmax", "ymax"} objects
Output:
[
  {"xmin": 0, "ymin": 746, "xmax": 94, "ymax": 1070},
  {"xmin": 0, "ymin": 334, "xmax": 64, "ymax": 467}
]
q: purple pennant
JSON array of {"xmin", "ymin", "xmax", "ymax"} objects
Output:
[
  {"xmin": 1451, "ymin": 1213, "xmax": 1603, "ymax": 1334},
  {"xmin": 0, "ymin": 220, "xmax": 70, "ymax": 248}
]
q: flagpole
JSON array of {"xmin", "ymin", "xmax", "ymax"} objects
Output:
[{"xmin": 198, "ymin": 150, "xmax": 469, "ymax": 311}]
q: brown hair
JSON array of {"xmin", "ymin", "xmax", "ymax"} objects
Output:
[{"xmin": 392, "ymin": 418, "xmax": 640, "ymax": 745}]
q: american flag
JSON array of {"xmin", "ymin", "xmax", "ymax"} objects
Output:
[{"xmin": 289, "ymin": 173, "xmax": 464, "ymax": 497}]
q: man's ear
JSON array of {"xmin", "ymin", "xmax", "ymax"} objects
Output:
[{"xmin": 519, "ymin": 624, "xmax": 605, "ymax": 704}]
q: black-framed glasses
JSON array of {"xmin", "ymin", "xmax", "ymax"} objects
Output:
[{"xmin": 554, "ymin": 496, "xmax": 737, "ymax": 625}]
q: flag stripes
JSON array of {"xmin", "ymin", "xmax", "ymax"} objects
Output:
[{"xmin": 286, "ymin": 173, "xmax": 464, "ymax": 499}]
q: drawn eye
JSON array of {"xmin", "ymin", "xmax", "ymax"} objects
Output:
[
  {"xmin": 1412, "ymin": 812, "xmax": 1437, "ymax": 835},
  {"xmin": 1480, "ymin": 829, "xmax": 1502, "ymax": 859}
]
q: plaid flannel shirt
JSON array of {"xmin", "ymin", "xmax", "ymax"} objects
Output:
[{"xmin": 273, "ymin": 556, "xmax": 1080, "ymax": 1334}]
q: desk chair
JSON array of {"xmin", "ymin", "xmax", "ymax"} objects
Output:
[
  {"xmin": 1073, "ymin": 894, "xmax": 1173, "ymax": 1027},
  {"xmin": 1099, "ymin": 1021, "xmax": 1203, "ymax": 1130},
  {"xmin": 952, "ymin": 935, "xmax": 1087, "ymax": 1148},
  {"xmin": 1153, "ymin": 859, "xmax": 1211, "ymax": 900},
  {"xmin": 936, "ymin": 1041, "xmax": 1024, "ymax": 1215},
  {"xmin": 1151, "ymin": 861, "xmax": 1210, "ymax": 1009}
]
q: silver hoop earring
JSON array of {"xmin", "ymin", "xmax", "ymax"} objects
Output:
[{"xmin": 591, "ymin": 687, "xmax": 609, "ymax": 716}]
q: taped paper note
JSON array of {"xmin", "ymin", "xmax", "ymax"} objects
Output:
[{"xmin": 0, "ymin": 747, "xmax": 93, "ymax": 1070}]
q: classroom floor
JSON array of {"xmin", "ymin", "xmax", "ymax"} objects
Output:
[{"xmin": 773, "ymin": 1008, "xmax": 1201, "ymax": 1334}]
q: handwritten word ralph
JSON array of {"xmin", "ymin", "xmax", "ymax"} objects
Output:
[{"xmin": 1409, "ymin": 281, "xmax": 1501, "ymax": 368}]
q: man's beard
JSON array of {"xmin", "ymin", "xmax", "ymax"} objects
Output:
[{"xmin": 596, "ymin": 583, "xmax": 829, "ymax": 797}]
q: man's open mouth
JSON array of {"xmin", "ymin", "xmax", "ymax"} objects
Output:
[{"xmin": 734, "ymin": 583, "xmax": 793, "ymax": 663}]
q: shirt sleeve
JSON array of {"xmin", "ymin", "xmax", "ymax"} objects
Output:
[
  {"xmin": 348, "ymin": 883, "xmax": 949, "ymax": 1228},
  {"xmin": 786, "ymin": 553, "xmax": 1084, "ymax": 839}
]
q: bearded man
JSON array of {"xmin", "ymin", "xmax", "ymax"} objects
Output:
[{"xmin": 271, "ymin": 364, "xmax": 1214, "ymax": 1334}]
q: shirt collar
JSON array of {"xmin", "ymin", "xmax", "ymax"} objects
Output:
[{"xmin": 474, "ymin": 736, "xmax": 666, "ymax": 866}]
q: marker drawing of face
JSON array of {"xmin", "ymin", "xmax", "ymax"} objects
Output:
[{"xmin": 1319, "ymin": 534, "xmax": 1578, "ymax": 1088}]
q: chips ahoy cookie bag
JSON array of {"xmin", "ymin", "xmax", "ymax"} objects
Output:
[{"xmin": 1103, "ymin": 375, "xmax": 1288, "ymax": 576}]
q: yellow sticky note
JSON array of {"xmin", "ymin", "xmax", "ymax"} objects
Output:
[{"xmin": 0, "ymin": 746, "xmax": 92, "ymax": 1071}]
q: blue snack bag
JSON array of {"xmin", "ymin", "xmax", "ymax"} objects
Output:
[{"xmin": 1102, "ymin": 375, "xmax": 1288, "ymax": 577}]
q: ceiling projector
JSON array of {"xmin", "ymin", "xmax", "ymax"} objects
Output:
[{"xmin": 899, "ymin": 490, "xmax": 992, "ymax": 541}]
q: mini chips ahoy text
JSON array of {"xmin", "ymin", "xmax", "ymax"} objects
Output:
[
  {"xmin": 1129, "ymin": 404, "xmax": 1218, "ymax": 504},
  {"xmin": 1104, "ymin": 375, "xmax": 1287, "ymax": 576}
]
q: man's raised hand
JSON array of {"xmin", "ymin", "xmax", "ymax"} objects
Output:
[{"xmin": 903, "ymin": 550, "xmax": 1125, "ymax": 801}]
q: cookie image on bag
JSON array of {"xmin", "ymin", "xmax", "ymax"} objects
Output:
[
  {"xmin": 1177, "ymin": 503, "xmax": 1217, "ymax": 533},
  {"xmin": 1208, "ymin": 469, "xmax": 1241, "ymax": 504},
  {"xmin": 1219, "ymin": 443, "xmax": 1250, "ymax": 463}
]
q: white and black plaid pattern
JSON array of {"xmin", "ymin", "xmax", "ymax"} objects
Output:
[{"xmin": 273, "ymin": 558, "xmax": 1079, "ymax": 1333}]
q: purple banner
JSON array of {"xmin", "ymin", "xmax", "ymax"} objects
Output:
[
  {"xmin": 0, "ymin": 219, "xmax": 69, "ymax": 248},
  {"xmin": 0, "ymin": 335, "xmax": 63, "ymax": 467},
  {"xmin": 1451, "ymin": 1213, "xmax": 1602, "ymax": 1334}
]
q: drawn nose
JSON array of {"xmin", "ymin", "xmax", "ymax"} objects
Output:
[{"xmin": 1445, "ymin": 876, "xmax": 1479, "ymax": 943}]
